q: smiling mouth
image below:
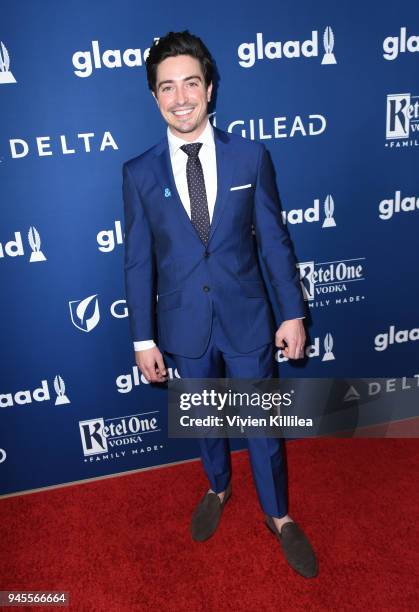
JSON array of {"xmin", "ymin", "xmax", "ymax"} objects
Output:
[{"xmin": 172, "ymin": 108, "xmax": 194, "ymax": 117}]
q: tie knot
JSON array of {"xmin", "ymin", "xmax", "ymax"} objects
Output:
[{"xmin": 180, "ymin": 142, "xmax": 203, "ymax": 158}]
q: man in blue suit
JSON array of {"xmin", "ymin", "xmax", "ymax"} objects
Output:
[{"xmin": 123, "ymin": 31, "xmax": 317, "ymax": 578}]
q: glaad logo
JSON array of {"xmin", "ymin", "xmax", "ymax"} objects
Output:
[
  {"xmin": 79, "ymin": 412, "xmax": 162, "ymax": 462},
  {"xmin": 72, "ymin": 38, "xmax": 159, "ymax": 78},
  {"xmin": 0, "ymin": 40, "xmax": 16, "ymax": 84},
  {"xmin": 69, "ymin": 295, "xmax": 100, "ymax": 332},
  {"xmin": 9, "ymin": 131, "xmax": 118, "ymax": 159},
  {"xmin": 385, "ymin": 93, "xmax": 419, "ymax": 148},
  {"xmin": 237, "ymin": 26, "xmax": 336, "ymax": 68},
  {"xmin": 374, "ymin": 325, "xmax": 419, "ymax": 352},
  {"xmin": 275, "ymin": 332, "xmax": 335, "ymax": 363},
  {"xmin": 69, "ymin": 294, "xmax": 128, "ymax": 332},
  {"xmin": 378, "ymin": 190, "xmax": 419, "ymax": 220},
  {"xmin": 0, "ymin": 448, "xmax": 6, "ymax": 463},
  {"xmin": 0, "ymin": 227, "xmax": 46, "ymax": 262},
  {"xmin": 383, "ymin": 28, "xmax": 419, "ymax": 61},
  {"xmin": 282, "ymin": 194, "xmax": 336, "ymax": 227},
  {"xmin": 97, "ymin": 220, "xmax": 124, "ymax": 253},
  {"xmin": 212, "ymin": 113, "xmax": 326, "ymax": 140},
  {"xmin": 0, "ymin": 375, "xmax": 70, "ymax": 408},
  {"xmin": 297, "ymin": 257, "xmax": 366, "ymax": 308},
  {"xmin": 116, "ymin": 365, "xmax": 180, "ymax": 393}
]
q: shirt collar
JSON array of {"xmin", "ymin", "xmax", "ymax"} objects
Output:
[{"xmin": 167, "ymin": 118, "xmax": 215, "ymax": 156}]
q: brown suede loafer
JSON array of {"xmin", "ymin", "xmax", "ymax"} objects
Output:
[
  {"xmin": 265, "ymin": 515, "xmax": 318, "ymax": 578},
  {"xmin": 191, "ymin": 482, "xmax": 232, "ymax": 542}
]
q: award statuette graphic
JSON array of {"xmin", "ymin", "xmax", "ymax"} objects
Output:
[
  {"xmin": 322, "ymin": 332, "xmax": 335, "ymax": 361},
  {"xmin": 321, "ymin": 26, "xmax": 337, "ymax": 65},
  {"xmin": 0, "ymin": 41, "xmax": 16, "ymax": 84},
  {"xmin": 28, "ymin": 226, "xmax": 47, "ymax": 262},
  {"xmin": 322, "ymin": 194, "xmax": 337, "ymax": 228},
  {"xmin": 54, "ymin": 375, "xmax": 70, "ymax": 405}
]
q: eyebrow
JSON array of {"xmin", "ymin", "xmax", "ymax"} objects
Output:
[{"xmin": 157, "ymin": 75, "xmax": 203, "ymax": 89}]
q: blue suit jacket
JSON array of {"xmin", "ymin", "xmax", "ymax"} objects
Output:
[{"xmin": 123, "ymin": 126, "xmax": 305, "ymax": 358}]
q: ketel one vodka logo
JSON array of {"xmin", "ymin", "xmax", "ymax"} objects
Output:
[
  {"xmin": 282, "ymin": 194, "xmax": 336, "ymax": 227},
  {"xmin": 0, "ymin": 374, "xmax": 70, "ymax": 408},
  {"xmin": 385, "ymin": 93, "xmax": 419, "ymax": 148},
  {"xmin": 276, "ymin": 332, "xmax": 335, "ymax": 363},
  {"xmin": 297, "ymin": 257, "xmax": 366, "ymax": 307},
  {"xmin": 79, "ymin": 412, "xmax": 160, "ymax": 460},
  {"xmin": 0, "ymin": 226, "xmax": 47, "ymax": 262},
  {"xmin": 69, "ymin": 294, "xmax": 100, "ymax": 332},
  {"xmin": 0, "ymin": 41, "xmax": 16, "ymax": 84}
]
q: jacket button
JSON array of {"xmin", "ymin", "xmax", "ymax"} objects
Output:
[
  {"xmin": 203, "ymin": 285, "xmax": 210, "ymax": 292},
  {"xmin": 204, "ymin": 251, "xmax": 210, "ymax": 258}
]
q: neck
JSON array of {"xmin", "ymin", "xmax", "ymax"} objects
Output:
[{"xmin": 169, "ymin": 117, "xmax": 209, "ymax": 142}]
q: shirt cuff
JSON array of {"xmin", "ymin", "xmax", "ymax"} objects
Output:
[{"xmin": 133, "ymin": 340, "xmax": 156, "ymax": 351}]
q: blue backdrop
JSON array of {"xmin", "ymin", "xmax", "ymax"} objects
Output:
[{"xmin": 1, "ymin": 0, "xmax": 418, "ymax": 495}]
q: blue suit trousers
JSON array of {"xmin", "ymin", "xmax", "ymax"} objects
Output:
[{"xmin": 165, "ymin": 305, "xmax": 288, "ymax": 518}]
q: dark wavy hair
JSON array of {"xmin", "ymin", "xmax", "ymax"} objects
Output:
[{"xmin": 146, "ymin": 30, "xmax": 215, "ymax": 93}]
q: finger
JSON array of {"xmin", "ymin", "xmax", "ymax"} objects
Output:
[
  {"xmin": 149, "ymin": 371, "xmax": 160, "ymax": 383},
  {"xmin": 285, "ymin": 339, "xmax": 298, "ymax": 359},
  {"xmin": 142, "ymin": 366, "xmax": 154, "ymax": 382},
  {"xmin": 155, "ymin": 353, "xmax": 167, "ymax": 378},
  {"xmin": 275, "ymin": 334, "xmax": 286, "ymax": 348},
  {"xmin": 143, "ymin": 361, "xmax": 159, "ymax": 382}
]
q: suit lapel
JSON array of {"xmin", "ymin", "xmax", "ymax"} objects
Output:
[
  {"xmin": 150, "ymin": 126, "xmax": 235, "ymax": 245},
  {"xmin": 208, "ymin": 127, "xmax": 234, "ymax": 243},
  {"xmin": 151, "ymin": 138, "xmax": 199, "ymax": 240}
]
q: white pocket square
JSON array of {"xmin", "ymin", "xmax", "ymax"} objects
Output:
[{"xmin": 230, "ymin": 183, "xmax": 252, "ymax": 191}]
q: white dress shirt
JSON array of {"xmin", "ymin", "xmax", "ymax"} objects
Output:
[{"xmin": 133, "ymin": 120, "xmax": 303, "ymax": 352}]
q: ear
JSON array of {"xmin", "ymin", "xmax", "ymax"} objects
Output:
[
  {"xmin": 152, "ymin": 91, "xmax": 159, "ymax": 106},
  {"xmin": 207, "ymin": 81, "xmax": 213, "ymax": 103}
]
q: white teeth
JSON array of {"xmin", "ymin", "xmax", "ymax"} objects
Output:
[{"xmin": 173, "ymin": 109, "xmax": 193, "ymax": 116}]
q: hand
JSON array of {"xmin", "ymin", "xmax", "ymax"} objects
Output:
[
  {"xmin": 275, "ymin": 319, "xmax": 306, "ymax": 360},
  {"xmin": 135, "ymin": 346, "xmax": 167, "ymax": 383}
]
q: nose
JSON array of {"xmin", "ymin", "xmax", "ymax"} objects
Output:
[{"xmin": 175, "ymin": 84, "xmax": 187, "ymax": 106}]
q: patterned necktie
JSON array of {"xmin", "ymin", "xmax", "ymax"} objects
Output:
[{"xmin": 180, "ymin": 142, "xmax": 210, "ymax": 245}]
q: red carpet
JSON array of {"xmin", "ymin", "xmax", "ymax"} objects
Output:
[{"xmin": 1, "ymin": 439, "xmax": 419, "ymax": 611}]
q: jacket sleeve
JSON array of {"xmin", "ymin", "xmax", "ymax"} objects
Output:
[
  {"xmin": 122, "ymin": 162, "xmax": 156, "ymax": 342},
  {"xmin": 253, "ymin": 145, "xmax": 306, "ymax": 322}
]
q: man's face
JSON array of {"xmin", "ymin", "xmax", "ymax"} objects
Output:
[{"xmin": 153, "ymin": 54, "xmax": 212, "ymax": 141}]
